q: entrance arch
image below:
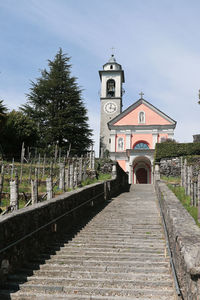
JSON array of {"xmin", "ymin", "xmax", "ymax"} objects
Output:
[{"xmin": 132, "ymin": 156, "xmax": 151, "ymax": 184}]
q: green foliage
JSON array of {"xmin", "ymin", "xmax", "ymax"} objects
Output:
[
  {"xmin": 21, "ymin": 48, "xmax": 93, "ymax": 156},
  {"xmin": 161, "ymin": 176, "xmax": 180, "ymax": 184},
  {"xmin": 0, "ymin": 99, "xmax": 8, "ymax": 130},
  {"xmin": 168, "ymin": 184, "xmax": 200, "ymax": 227},
  {"xmin": 155, "ymin": 142, "xmax": 200, "ymax": 162},
  {"xmin": 0, "ymin": 110, "xmax": 39, "ymax": 159}
]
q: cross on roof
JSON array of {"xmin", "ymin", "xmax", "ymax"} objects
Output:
[
  {"xmin": 139, "ymin": 92, "xmax": 144, "ymax": 99},
  {"xmin": 111, "ymin": 47, "xmax": 115, "ymax": 56}
]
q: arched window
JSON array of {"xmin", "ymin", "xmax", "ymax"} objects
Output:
[
  {"xmin": 107, "ymin": 79, "xmax": 115, "ymax": 97},
  {"xmin": 110, "ymin": 65, "xmax": 113, "ymax": 69},
  {"xmin": 138, "ymin": 111, "xmax": 145, "ymax": 124},
  {"xmin": 134, "ymin": 142, "xmax": 149, "ymax": 149},
  {"xmin": 118, "ymin": 137, "xmax": 124, "ymax": 151}
]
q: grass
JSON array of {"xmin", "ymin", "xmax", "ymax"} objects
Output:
[
  {"xmin": 161, "ymin": 176, "xmax": 200, "ymax": 227},
  {"xmin": 167, "ymin": 184, "xmax": 200, "ymax": 227},
  {"xmin": 161, "ymin": 176, "xmax": 181, "ymax": 184}
]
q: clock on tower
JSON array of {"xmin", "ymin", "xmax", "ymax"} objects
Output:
[{"xmin": 99, "ymin": 54, "xmax": 125, "ymax": 157}]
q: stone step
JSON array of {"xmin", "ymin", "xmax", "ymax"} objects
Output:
[
  {"xmin": 40, "ymin": 252, "xmax": 167, "ymax": 260},
  {"xmin": 51, "ymin": 249, "xmax": 166, "ymax": 257},
  {"xmin": 8, "ymin": 271, "xmax": 172, "ymax": 281},
  {"xmin": 49, "ymin": 245, "xmax": 165, "ymax": 254},
  {"xmin": 18, "ymin": 265, "xmax": 170, "ymax": 275},
  {"xmin": 6, "ymin": 277, "xmax": 173, "ymax": 290},
  {"xmin": 1, "ymin": 185, "xmax": 175, "ymax": 299},
  {"xmin": 11, "ymin": 285, "xmax": 175, "ymax": 298},
  {"xmin": 61, "ymin": 241, "xmax": 165, "ymax": 248},
  {"xmin": 1, "ymin": 290, "xmax": 176, "ymax": 300},
  {"xmin": 29, "ymin": 258, "xmax": 169, "ymax": 268}
]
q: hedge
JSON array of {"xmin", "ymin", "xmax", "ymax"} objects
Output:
[{"xmin": 155, "ymin": 142, "xmax": 200, "ymax": 162}]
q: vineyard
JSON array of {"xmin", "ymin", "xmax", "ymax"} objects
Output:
[{"xmin": 0, "ymin": 150, "xmax": 111, "ymax": 215}]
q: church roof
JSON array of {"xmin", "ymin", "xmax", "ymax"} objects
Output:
[{"xmin": 108, "ymin": 97, "xmax": 176, "ymax": 130}]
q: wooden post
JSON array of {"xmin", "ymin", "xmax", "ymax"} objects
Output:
[
  {"xmin": 191, "ymin": 180, "xmax": 194, "ymax": 206},
  {"xmin": 50, "ymin": 160, "xmax": 53, "ymax": 177},
  {"xmin": 187, "ymin": 166, "xmax": 191, "ymax": 196},
  {"xmin": 20, "ymin": 142, "xmax": 25, "ymax": 183},
  {"xmin": 38, "ymin": 153, "xmax": 41, "ymax": 179},
  {"xmin": 92, "ymin": 150, "xmax": 95, "ymax": 170},
  {"xmin": 10, "ymin": 158, "xmax": 14, "ymax": 180},
  {"xmin": 197, "ymin": 174, "xmax": 200, "ymax": 222},
  {"xmin": 0, "ymin": 165, "xmax": 4, "ymax": 204},
  {"xmin": 42, "ymin": 154, "xmax": 46, "ymax": 178},
  {"xmin": 59, "ymin": 162, "xmax": 65, "ymax": 190},
  {"xmin": 29, "ymin": 161, "xmax": 32, "ymax": 183},
  {"xmin": 74, "ymin": 160, "xmax": 78, "ymax": 188},
  {"xmin": 10, "ymin": 171, "xmax": 19, "ymax": 210},
  {"xmin": 69, "ymin": 160, "xmax": 74, "ymax": 189},
  {"xmin": 46, "ymin": 177, "xmax": 53, "ymax": 200},
  {"xmin": 65, "ymin": 166, "xmax": 69, "ymax": 191},
  {"xmin": 78, "ymin": 156, "xmax": 83, "ymax": 183},
  {"xmin": 83, "ymin": 159, "xmax": 87, "ymax": 181},
  {"xmin": 183, "ymin": 159, "xmax": 187, "ymax": 190},
  {"xmin": 54, "ymin": 144, "xmax": 58, "ymax": 164},
  {"xmin": 180, "ymin": 157, "xmax": 184, "ymax": 187},
  {"xmin": 31, "ymin": 168, "xmax": 38, "ymax": 204}
]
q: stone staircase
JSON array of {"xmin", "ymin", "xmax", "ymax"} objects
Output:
[{"xmin": 0, "ymin": 184, "xmax": 176, "ymax": 299}]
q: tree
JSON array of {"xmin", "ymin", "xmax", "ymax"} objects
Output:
[
  {"xmin": 22, "ymin": 48, "xmax": 93, "ymax": 156},
  {"xmin": 0, "ymin": 110, "xmax": 39, "ymax": 159},
  {"xmin": 0, "ymin": 99, "xmax": 8, "ymax": 129}
]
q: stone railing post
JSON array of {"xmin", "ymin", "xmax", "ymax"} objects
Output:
[
  {"xmin": 59, "ymin": 162, "xmax": 65, "ymax": 191},
  {"xmin": 154, "ymin": 163, "xmax": 160, "ymax": 183},
  {"xmin": 46, "ymin": 177, "xmax": 53, "ymax": 200},
  {"xmin": 10, "ymin": 172, "xmax": 19, "ymax": 210},
  {"xmin": 112, "ymin": 164, "xmax": 117, "ymax": 179}
]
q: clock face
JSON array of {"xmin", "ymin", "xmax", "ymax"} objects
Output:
[{"xmin": 104, "ymin": 102, "xmax": 117, "ymax": 114}]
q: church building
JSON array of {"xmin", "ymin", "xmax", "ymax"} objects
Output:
[{"xmin": 99, "ymin": 55, "xmax": 176, "ymax": 184}]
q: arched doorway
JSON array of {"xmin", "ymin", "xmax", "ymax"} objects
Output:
[
  {"xmin": 136, "ymin": 168, "xmax": 147, "ymax": 184},
  {"xmin": 132, "ymin": 156, "xmax": 151, "ymax": 184}
]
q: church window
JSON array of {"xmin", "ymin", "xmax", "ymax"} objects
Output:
[
  {"xmin": 138, "ymin": 111, "xmax": 145, "ymax": 124},
  {"xmin": 134, "ymin": 142, "xmax": 149, "ymax": 149},
  {"xmin": 110, "ymin": 65, "xmax": 113, "ymax": 69},
  {"xmin": 107, "ymin": 79, "xmax": 115, "ymax": 97},
  {"xmin": 118, "ymin": 137, "xmax": 124, "ymax": 151}
]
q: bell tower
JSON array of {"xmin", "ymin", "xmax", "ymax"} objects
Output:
[{"xmin": 99, "ymin": 54, "xmax": 125, "ymax": 157}]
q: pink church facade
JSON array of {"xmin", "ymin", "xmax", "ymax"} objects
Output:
[{"xmin": 108, "ymin": 97, "xmax": 176, "ymax": 184}]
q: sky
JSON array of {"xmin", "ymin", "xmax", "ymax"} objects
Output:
[{"xmin": 0, "ymin": 0, "xmax": 200, "ymax": 155}]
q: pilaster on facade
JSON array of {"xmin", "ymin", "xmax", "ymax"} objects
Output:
[
  {"xmin": 110, "ymin": 130, "xmax": 116, "ymax": 152},
  {"xmin": 125, "ymin": 131, "xmax": 131, "ymax": 149},
  {"xmin": 152, "ymin": 132, "xmax": 158, "ymax": 148}
]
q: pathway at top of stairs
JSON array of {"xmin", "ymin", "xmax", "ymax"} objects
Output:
[{"xmin": 1, "ymin": 184, "xmax": 176, "ymax": 300}]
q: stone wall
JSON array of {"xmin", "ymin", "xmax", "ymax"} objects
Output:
[
  {"xmin": 159, "ymin": 157, "xmax": 181, "ymax": 177},
  {"xmin": 155, "ymin": 180, "xmax": 200, "ymax": 299},
  {"xmin": 160, "ymin": 156, "xmax": 200, "ymax": 178},
  {"xmin": 0, "ymin": 162, "xmax": 129, "ymax": 281}
]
